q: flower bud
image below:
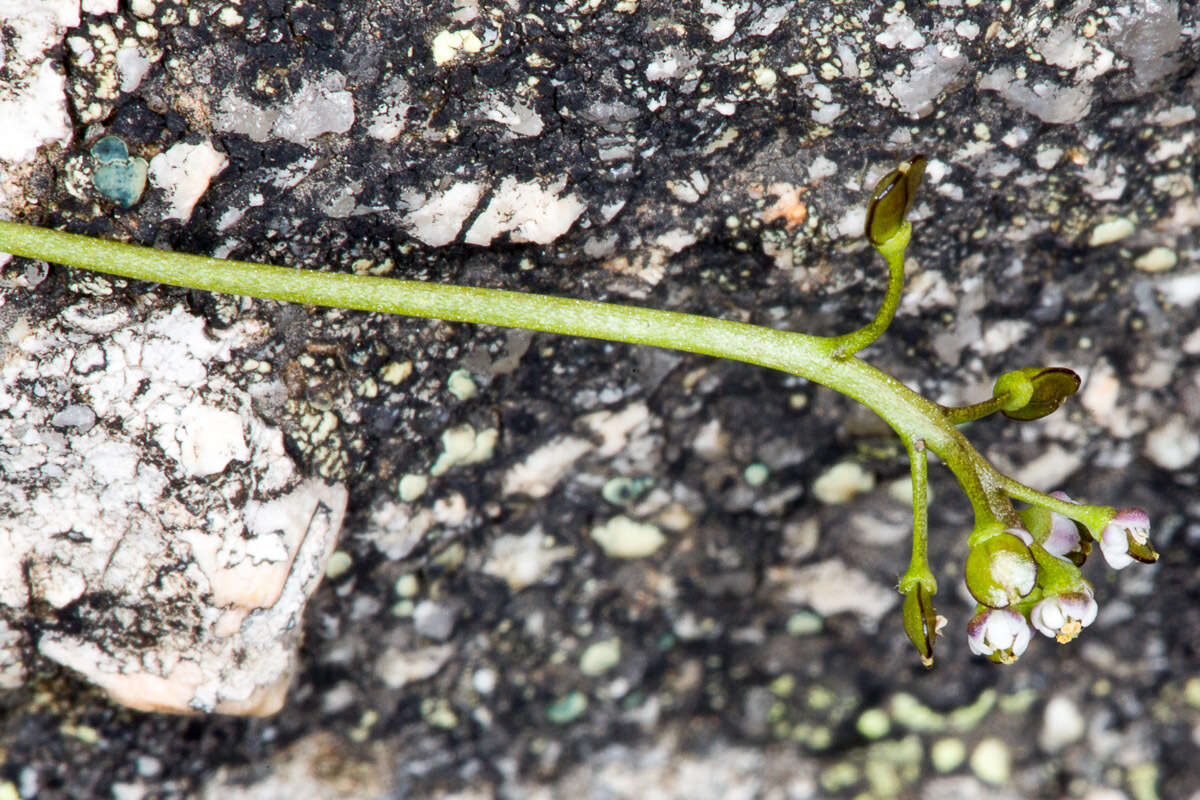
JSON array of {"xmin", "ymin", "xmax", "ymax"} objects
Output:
[
  {"xmin": 965, "ymin": 528, "xmax": 1038, "ymax": 608},
  {"xmin": 966, "ymin": 607, "xmax": 1033, "ymax": 664},
  {"xmin": 1030, "ymin": 590, "xmax": 1098, "ymax": 643},
  {"xmin": 993, "ymin": 367, "xmax": 1081, "ymax": 421},
  {"xmin": 1098, "ymin": 508, "xmax": 1155, "ymax": 570},
  {"xmin": 902, "ymin": 583, "xmax": 943, "ymax": 667},
  {"xmin": 864, "ymin": 154, "xmax": 926, "ymax": 246}
]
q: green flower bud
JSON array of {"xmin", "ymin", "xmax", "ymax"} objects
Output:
[
  {"xmin": 901, "ymin": 583, "xmax": 942, "ymax": 667},
  {"xmin": 864, "ymin": 154, "xmax": 927, "ymax": 246},
  {"xmin": 965, "ymin": 529, "xmax": 1038, "ymax": 608},
  {"xmin": 993, "ymin": 367, "xmax": 1081, "ymax": 421}
]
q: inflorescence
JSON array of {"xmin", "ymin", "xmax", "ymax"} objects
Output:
[{"xmin": 0, "ymin": 154, "xmax": 1158, "ymax": 667}]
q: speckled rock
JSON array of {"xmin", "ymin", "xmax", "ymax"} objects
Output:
[{"xmin": 1, "ymin": 0, "xmax": 1199, "ymax": 798}]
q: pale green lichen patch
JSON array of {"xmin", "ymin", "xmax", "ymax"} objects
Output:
[
  {"xmin": 969, "ymin": 737, "xmax": 1011, "ymax": 786},
  {"xmin": 1088, "ymin": 216, "xmax": 1136, "ymax": 246},
  {"xmin": 856, "ymin": 707, "xmax": 890, "ymax": 739},
  {"xmin": 930, "ymin": 737, "xmax": 966, "ymax": 772},
  {"xmin": 431, "ymin": 29, "xmax": 483, "ymax": 66},
  {"xmin": 398, "ymin": 473, "xmax": 429, "ymax": 502},
  {"xmin": 1133, "ymin": 246, "xmax": 1178, "ymax": 272},
  {"xmin": 579, "ymin": 638, "xmax": 621, "ymax": 676},
  {"xmin": 91, "ymin": 135, "xmax": 148, "ymax": 208},
  {"xmin": 546, "ymin": 691, "xmax": 588, "ymax": 724},
  {"xmin": 379, "ymin": 360, "xmax": 413, "ymax": 384},
  {"xmin": 430, "ymin": 424, "xmax": 498, "ymax": 475},
  {"xmin": 447, "ymin": 368, "xmax": 478, "ymax": 400},
  {"xmin": 590, "ymin": 516, "xmax": 666, "ymax": 559},
  {"xmin": 325, "ymin": 551, "xmax": 352, "ymax": 579},
  {"xmin": 743, "ymin": 462, "xmax": 769, "ymax": 487},
  {"xmin": 601, "ymin": 476, "xmax": 654, "ymax": 506}
]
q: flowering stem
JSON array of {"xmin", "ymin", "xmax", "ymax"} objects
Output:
[
  {"xmin": 0, "ymin": 218, "xmax": 1023, "ymax": 538},
  {"xmin": 998, "ymin": 475, "xmax": 1112, "ymax": 533},
  {"xmin": 898, "ymin": 438, "xmax": 935, "ymax": 592},
  {"xmin": 940, "ymin": 395, "xmax": 1010, "ymax": 425},
  {"xmin": 828, "ymin": 223, "xmax": 909, "ymax": 358}
]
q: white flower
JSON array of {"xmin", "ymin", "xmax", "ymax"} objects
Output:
[
  {"xmin": 1098, "ymin": 508, "xmax": 1151, "ymax": 570},
  {"xmin": 966, "ymin": 607, "xmax": 1033, "ymax": 664},
  {"xmin": 1042, "ymin": 491, "xmax": 1084, "ymax": 560},
  {"xmin": 1031, "ymin": 590, "xmax": 1098, "ymax": 643}
]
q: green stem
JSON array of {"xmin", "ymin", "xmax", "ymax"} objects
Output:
[
  {"xmin": 0, "ymin": 219, "xmax": 1016, "ymax": 532},
  {"xmin": 898, "ymin": 438, "xmax": 935, "ymax": 592},
  {"xmin": 828, "ymin": 222, "xmax": 909, "ymax": 358},
  {"xmin": 940, "ymin": 394, "xmax": 1010, "ymax": 426},
  {"xmin": 997, "ymin": 474, "xmax": 1111, "ymax": 533}
]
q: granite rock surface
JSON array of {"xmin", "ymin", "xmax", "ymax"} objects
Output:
[{"xmin": 1, "ymin": 1, "xmax": 1198, "ymax": 798}]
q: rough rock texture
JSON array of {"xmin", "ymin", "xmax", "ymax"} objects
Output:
[{"xmin": 1, "ymin": 0, "xmax": 1199, "ymax": 798}]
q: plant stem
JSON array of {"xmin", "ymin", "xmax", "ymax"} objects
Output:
[
  {"xmin": 0, "ymin": 219, "xmax": 1015, "ymax": 530},
  {"xmin": 998, "ymin": 474, "xmax": 1111, "ymax": 533},
  {"xmin": 828, "ymin": 222, "xmax": 909, "ymax": 358},
  {"xmin": 940, "ymin": 395, "xmax": 1009, "ymax": 426},
  {"xmin": 899, "ymin": 438, "xmax": 935, "ymax": 592}
]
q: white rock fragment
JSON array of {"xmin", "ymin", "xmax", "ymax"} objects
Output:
[
  {"xmin": 482, "ymin": 98, "xmax": 544, "ymax": 137},
  {"xmin": 0, "ymin": 302, "xmax": 348, "ymax": 715},
  {"xmin": 413, "ymin": 600, "xmax": 456, "ymax": 640},
  {"xmin": 464, "ymin": 177, "xmax": 587, "ymax": 245},
  {"xmin": 215, "ymin": 74, "xmax": 354, "ymax": 145},
  {"xmin": 115, "ymin": 47, "xmax": 152, "ymax": 93},
  {"xmin": 83, "ymin": 0, "xmax": 119, "ymax": 12},
  {"xmin": 501, "ymin": 435, "xmax": 593, "ymax": 498},
  {"xmin": 0, "ymin": 60, "xmax": 73, "ymax": 162},
  {"xmin": 270, "ymin": 75, "xmax": 355, "ymax": 144},
  {"xmin": 362, "ymin": 500, "xmax": 435, "ymax": 560},
  {"xmin": 1144, "ymin": 415, "xmax": 1200, "ymax": 470},
  {"xmin": 1159, "ymin": 272, "xmax": 1200, "ymax": 308},
  {"xmin": 377, "ymin": 644, "xmax": 454, "ymax": 689},
  {"xmin": 1, "ymin": 0, "xmax": 78, "ymax": 63},
  {"xmin": 401, "ymin": 182, "xmax": 484, "ymax": 247},
  {"xmin": 148, "ymin": 140, "xmax": 228, "ymax": 221},
  {"xmin": 482, "ymin": 527, "xmax": 574, "ymax": 591},
  {"xmin": 29, "ymin": 562, "xmax": 87, "ymax": 609},
  {"xmin": 591, "ymin": 516, "xmax": 667, "ymax": 559},
  {"xmin": 812, "ymin": 462, "xmax": 875, "ymax": 504},
  {"xmin": 768, "ymin": 559, "xmax": 897, "ymax": 624},
  {"xmin": 886, "ymin": 45, "xmax": 967, "ymax": 117},
  {"xmin": 979, "ymin": 68, "xmax": 1093, "ymax": 124},
  {"xmin": 875, "ymin": 13, "xmax": 926, "ymax": 50},
  {"xmin": 0, "ymin": 619, "xmax": 25, "ymax": 689},
  {"xmin": 700, "ymin": 1, "xmax": 747, "ymax": 42},
  {"xmin": 1013, "ymin": 445, "xmax": 1085, "ymax": 491},
  {"xmin": 175, "ymin": 403, "xmax": 249, "ymax": 477}
]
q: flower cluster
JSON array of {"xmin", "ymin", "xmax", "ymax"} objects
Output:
[{"xmin": 955, "ymin": 497, "xmax": 1156, "ymax": 664}]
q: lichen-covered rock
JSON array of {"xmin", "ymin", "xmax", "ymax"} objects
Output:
[
  {"xmin": 1, "ymin": 0, "xmax": 1198, "ymax": 797},
  {"xmin": 0, "ymin": 300, "xmax": 346, "ymax": 714}
]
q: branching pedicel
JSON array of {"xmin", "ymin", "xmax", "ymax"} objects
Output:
[{"xmin": 0, "ymin": 155, "xmax": 1158, "ymax": 666}]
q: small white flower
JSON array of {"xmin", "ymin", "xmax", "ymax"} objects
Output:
[
  {"xmin": 1031, "ymin": 590, "xmax": 1098, "ymax": 643},
  {"xmin": 1042, "ymin": 491, "xmax": 1084, "ymax": 560},
  {"xmin": 1098, "ymin": 508, "xmax": 1151, "ymax": 570},
  {"xmin": 966, "ymin": 607, "xmax": 1033, "ymax": 664}
]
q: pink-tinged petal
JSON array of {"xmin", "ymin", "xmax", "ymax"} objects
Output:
[
  {"xmin": 1031, "ymin": 591, "xmax": 1098, "ymax": 643},
  {"xmin": 966, "ymin": 607, "xmax": 1033, "ymax": 663}
]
